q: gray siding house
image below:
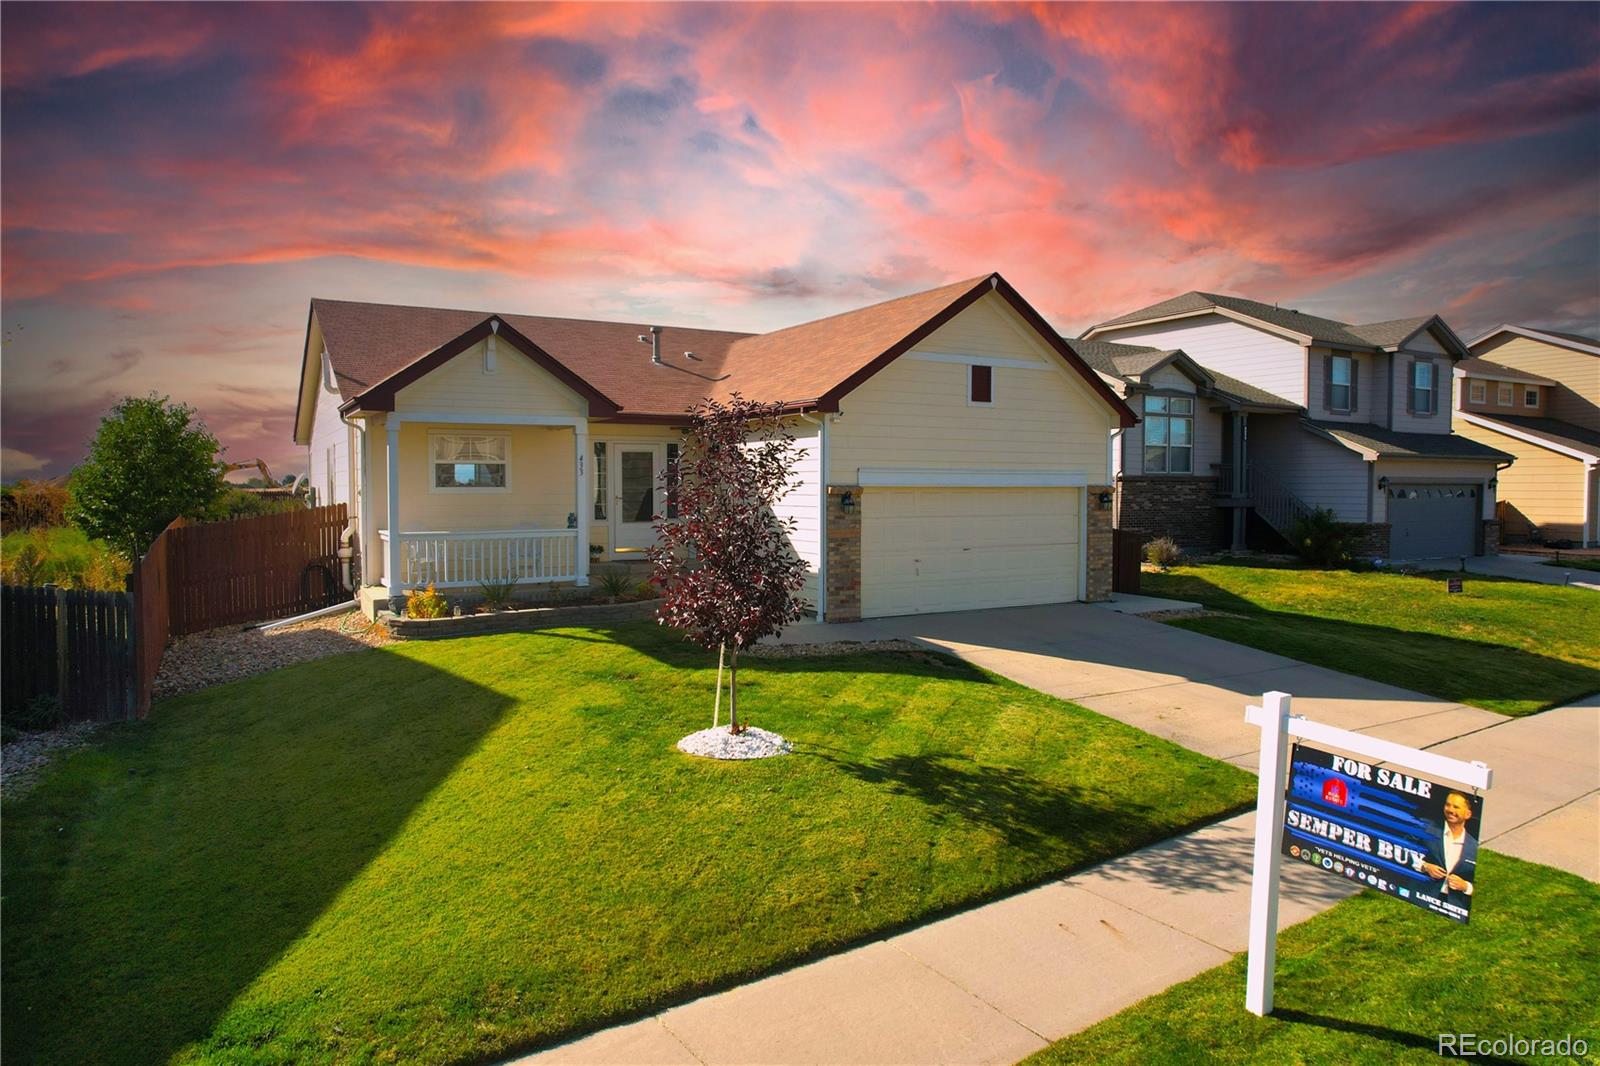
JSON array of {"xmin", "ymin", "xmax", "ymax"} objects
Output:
[{"xmin": 1076, "ymin": 292, "xmax": 1513, "ymax": 561}]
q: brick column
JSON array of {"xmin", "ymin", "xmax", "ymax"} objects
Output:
[
  {"xmin": 1085, "ymin": 484, "xmax": 1113, "ymax": 602},
  {"xmin": 1481, "ymin": 519, "xmax": 1501, "ymax": 556},
  {"xmin": 826, "ymin": 485, "xmax": 862, "ymax": 622}
]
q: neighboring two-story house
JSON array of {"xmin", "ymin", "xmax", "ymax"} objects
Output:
[
  {"xmin": 1078, "ymin": 292, "xmax": 1512, "ymax": 560},
  {"xmin": 1455, "ymin": 326, "xmax": 1600, "ymax": 547}
]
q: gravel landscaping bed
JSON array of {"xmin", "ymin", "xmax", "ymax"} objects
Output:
[
  {"xmin": 2, "ymin": 720, "xmax": 99, "ymax": 801},
  {"xmin": 154, "ymin": 606, "xmax": 392, "ymax": 699}
]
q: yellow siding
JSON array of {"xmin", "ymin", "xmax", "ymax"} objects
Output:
[
  {"xmin": 395, "ymin": 339, "xmax": 587, "ymax": 416},
  {"xmin": 1472, "ymin": 336, "xmax": 1600, "ymax": 430},
  {"xmin": 828, "ymin": 292, "xmax": 1115, "ymax": 483},
  {"xmin": 1456, "ymin": 419, "xmax": 1586, "ymax": 538},
  {"xmin": 396, "ymin": 423, "xmax": 578, "ymax": 532}
]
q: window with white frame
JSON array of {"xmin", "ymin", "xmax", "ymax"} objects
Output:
[
  {"xmin": 593, "ymin": 441, "xmax": 607, "ymax": 519},
  {"xmin": 1143, "ymin": 395, "xmax": 1193, "ymax": 473},
  {"xmin": 1524, "ymin": 387, "xmax": 1539, "ymax": 407},
  {"xmin": 1469, "ymin": 380, "xmax": 1486, "ymax": 404},
  {"xmin": 431, "ymin": 433, "xmax": 508, "ymax": 490},
  {"xmin": 1329, "ymin": 354, "xmax": 1353, "ymax": 412},
  {"xmin": 1412, "ymin": 361, "xmax": 1436, "ymax": 414},
  {"xmin": 1497, "ymin": 382, "xmax": 1513, "ymax": 407}
]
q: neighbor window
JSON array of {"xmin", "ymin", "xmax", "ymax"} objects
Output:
[
  {"xmin": 1143, "ymin": 395, "xmax": 1193, "ymax": 473},
  {"xmin": 1329, "ymin": 354, "xmax": 1353, "ymax": 412},
  {"xmin": 1412, "ymin": 361, "xmax": 1436, "ymax": 414},
  {"xmin": 1497, "ymin": 383, "xmax": 1514, "ymax": 407},
  {"xmin": 1524, "ymin": 387, "xmax": 1539, "ymax": 408},
  {"xmin": 593, "ymin": 441, "xmax": 607, "ymax": 519},
  {"xmin": 969, "ymin": 364, "xmax": 993, "ymax": 404},
  {"xmin": 1469, "ymin": 380, "xmax": 1486, "ymax": 404},
  {"xmin": 431, "ymin": 433, "xmax": 508, "ymax": 490}
]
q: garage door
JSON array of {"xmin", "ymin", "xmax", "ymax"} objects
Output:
[
  {"xmin": 860, "ymin": 488, "xmax": 1081, "ymax": 617},
  {"xmin": 1387, "ymin": 484, "xmax": 1478, "ymax": 559}
]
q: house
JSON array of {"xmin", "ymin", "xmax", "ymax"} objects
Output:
[
  {"xmin": 293, "ymin": 273, "xmax": 1135, "ymax": 622},
  {"xmin": 1080, "ymin": 292, "xmax": 1513, "ymax": 560},
  {"xmin": 1454, "ymin": 325, "xmax": 1600, "ymax": 547}
]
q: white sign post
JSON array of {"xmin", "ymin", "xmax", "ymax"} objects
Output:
[{"xmin": 1243, "ymin": 691, "xmax": 1493, "ymax": 1017}]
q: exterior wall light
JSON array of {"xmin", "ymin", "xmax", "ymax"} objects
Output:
[
  {"xmin": 1377, "ymin": 476, "xmax": 1390, "ymax": 491},
  {"xmin": 1488, "ymin": 476, "xmax": 1498, "ymax": 489},
  {"xmin": 1097, "ymin": 491, "xmax": 1113, "ymax": 509},
  {"xmin": 840, "ymin": 491, "xmax": 856, "ymax": 514}
]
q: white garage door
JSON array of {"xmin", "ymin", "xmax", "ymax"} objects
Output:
[{"xmin": 861, "ymin": 487, "xmax": 1081, "ymax": 618}]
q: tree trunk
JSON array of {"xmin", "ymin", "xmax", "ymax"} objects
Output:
[{"xmin": 728, "ymin": 646, "xmax": 741, "ymax": 734}]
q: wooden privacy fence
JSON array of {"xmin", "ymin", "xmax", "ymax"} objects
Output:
[
  {"xmin": 2, "ymin": 585, "xmax": 137, "ymax": 722},
  {"xmin": 2, "ymin": 505, "xmax": 350, "ymax": 723}
]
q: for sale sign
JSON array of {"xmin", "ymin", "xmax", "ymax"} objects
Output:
[{"xmin": 1282, "ymin": 744, "xmax": 1484, "ymax": 924}]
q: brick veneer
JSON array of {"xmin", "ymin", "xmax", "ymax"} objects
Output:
[
  {"xmin": 825, "ymin": 484, "xmax": 862, "ymax": 622},
  {"xmin": 1085, "ymin": 484, "xmax": 1114, "ymax": 602},
  {"xmin": 1481, "ymin": 519, "xmax": 1501, "ymax": 556},
  {"xmin": 1347, "ymin": 522, "xmax": 1392, "ymax": 560},
  {"xmin": 1114, "ymin": 475, "xmax": 1227, "ymax": 552}
]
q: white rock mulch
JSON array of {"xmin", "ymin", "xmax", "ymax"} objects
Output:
[
  {"xmin": 153, "ymin": 606, "xmax": 392, "ymax": 699},
  {"xmin": 2, "ymin": 720, "xmax": 99, "ymax": 801},
  {"xmin": 747, "ymin": 638, "xmax": 930, "ymax": 658},
  {"xmin": 677, "ymin": 725, "xmax": 793, "ymax": 760}
]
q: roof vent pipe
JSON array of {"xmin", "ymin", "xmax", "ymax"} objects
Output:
[{"xmin": 638, "ymin": 325, "xmax": 662, "ymax": 365}]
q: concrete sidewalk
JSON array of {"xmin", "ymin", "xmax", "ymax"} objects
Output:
[{"xmin": 520, "ymin": 608, "xmax": 1597, "ymax": 1064}]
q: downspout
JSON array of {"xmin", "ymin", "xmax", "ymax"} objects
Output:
[
  {"xmin": 340, "ymin": 411, "xmax": 365, "ymax": 593},
  {"xmin": 799, "ymin": 412, "xmax": 828, "ymax": 623},
  {"xmin": 1586, "ymin": 461, "xmax": 1597, "ymax": 548}
]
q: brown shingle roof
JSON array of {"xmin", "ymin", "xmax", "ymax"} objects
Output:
[
  {"xmin": 1455, "ymin": 357, "xmax": 1559, "ymax": 386},
  {"xmin": 1464, "ymin": 413, "xmax": 1600, "ymax": 456},
  {"xmin": 1090, "ymin": 293, "xmax": 1464, "ymax": 355},
  {"xmin": 1302, "ymin": 420, "xmax": 1513, "ymax": 461},
  {"xmin": 311, "ymin": 274, "xmax": 1135, "ymax": 425},
  {"xmin": 1066, "ymin": 337, "xmax": 1300, "ymax": 410}
]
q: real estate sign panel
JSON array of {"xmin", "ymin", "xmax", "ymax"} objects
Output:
[{"xmin": 1281, "ymin": 744, "xmax": 1484, "ymax": 924}]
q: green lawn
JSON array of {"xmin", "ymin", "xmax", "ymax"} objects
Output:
[
  {"xmin": 2, "ymin": 623, "xmax": 1253, "ymax": 1065},
  {"xmin": 1143, "ymin": 562, "xmax": 1600, "ymax": 716},
  {"xmin": 1024, "ymin": 852, "xmax": 1599, "ymax": 1065}
]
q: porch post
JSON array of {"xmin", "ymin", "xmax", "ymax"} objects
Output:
[
  {"xmin": 385, "ymin": 415, "xmax": 402, "ymax": 604},
  {"xmin": 574, "ymin": 421, "xmax": 591, "ymax": 587}
]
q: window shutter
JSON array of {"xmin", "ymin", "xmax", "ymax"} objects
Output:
[
  {"xmin": 1322, "ymin": 354, "xmax": 1333, "ymax": 413},
  {"xmin": 1407, "ymin": 360, "xmax": 1417, "ymax": 414},
  {"xmin": 1349, "ymin": 359, "xmax": 1359, "ymax": 414}
]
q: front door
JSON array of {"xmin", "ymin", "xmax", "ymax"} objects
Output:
[{"xmin": 612, "ymin": 445, "xmax": 662, "ymax": 550}]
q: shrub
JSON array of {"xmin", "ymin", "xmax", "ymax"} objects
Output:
[
  {"xmin": 6, "ymin": 694, "xmax": 63, "ymax": 733},
  {"xmin": 203, "ymin": 487, "xmax": 303, "ymax": 521},
  {"xmin": 596, "ymin": 566, "xmax": 633, "ymax": 599},
  {"xmin": 1, "ymin": 479, "xmax": 71, "ymax": 532},
  {"xmin": 634, "ymin": 579, "xmax": 658, "ymax": 601},
  {"xmin": 1144, "ymin": 536, "xmax": 1183, "ymax": 569},
  {"xmin": 477, "ymin": 578, "xmax": 518, "ymax": 611},
  {"xmin": 405, "ymin": 583, "xmax": 449, "ymax": 619},
  {"xmin": 0, "ymin": 527, "xmax": 131, "ymax": 591},
  {"xmin": 1288, "ymin": 507, "xmax": 1357, "ymax": 569}
]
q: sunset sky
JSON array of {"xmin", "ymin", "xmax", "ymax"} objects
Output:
[{"xmin": 3, "ymin": 1, "xmax": 1597, "ymax": 480}]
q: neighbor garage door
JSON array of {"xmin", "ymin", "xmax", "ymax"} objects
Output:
[
  {"xmin": 860, "ymin": 487, "xmax": 1081, "ymax": 617},
  {"xmin": 1387, "ymin": 484, "xmax": 1478, "ymax": 559}
]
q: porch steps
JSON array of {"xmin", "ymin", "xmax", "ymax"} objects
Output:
[{"xmin": 1249, "ymin": 465, "xmax": 1317, "ymax": 542}]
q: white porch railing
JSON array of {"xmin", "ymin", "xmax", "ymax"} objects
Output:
[{"xmin": 378, "ymin": 529, "xmax": 578, "ymax": 588}]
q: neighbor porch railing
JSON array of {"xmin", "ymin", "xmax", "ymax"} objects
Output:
[
  {"xmin": 1249, "ymin": 466, "xmax": 1316, "ymax": 540},
  {"xmin": 378, "ymin": 529, "xmax": 578, "ymax": 588}
]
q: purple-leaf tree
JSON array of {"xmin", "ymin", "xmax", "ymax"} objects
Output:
[{"xmin": 648, "ymin": 395, "xmax": 810, "ymax": 734}]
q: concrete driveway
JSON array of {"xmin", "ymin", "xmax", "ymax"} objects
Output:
[
  {"xmin": 772, "ymin": 601, "xmax": 1598, "ymax": 877},
  {"xmin": 1463, "ymin": 553, "xmax": 1600, "ymax": 589}
]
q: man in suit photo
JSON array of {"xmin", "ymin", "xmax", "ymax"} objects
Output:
[{"xmin": 1420, "ymin": 791, "xmax": 1479, "ymax": 898}]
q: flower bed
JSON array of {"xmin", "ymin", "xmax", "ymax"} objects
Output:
[{"xmin": 385, "ymin": 597, "xmax": 656, "ymax": 639}]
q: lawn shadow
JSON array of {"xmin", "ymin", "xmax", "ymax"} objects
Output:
[
  {"xmin": 1, "ymin": 644, "xmax": 515, "ymax": 1066},
  {"xmin": 529, "ymin": 621, "xmax": 1002, "ymax": 684},
  {"xmin": 1271, "ymin": 1010, "xmax": 1524, "ymax": 1065},
  {"xmin": 807, "ymin": 746, "xmax": 1179, "ymax": 854},
  {"xmin": 1152, "ymin": 573, "xmax": 1600, "ymax": 713}
]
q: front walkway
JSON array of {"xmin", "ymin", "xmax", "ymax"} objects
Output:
[{"xmin": 521, "ymin": 606, "xmax": 1597, "ymax": 1065}]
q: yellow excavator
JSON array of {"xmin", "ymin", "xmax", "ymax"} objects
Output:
[{"xmin": 221, "ymin": 458, "xmax": 307, "ymax": 498}]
